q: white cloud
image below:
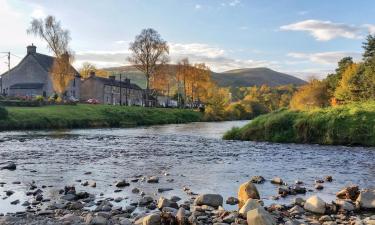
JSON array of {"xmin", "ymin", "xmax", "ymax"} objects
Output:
[
  {"xmin": 280, "ymin": 20, "xmax": 363, "ymax": 41},
  {"xmin": 31, "ymin": 7, "xmax": 46, "ymax": 19},
  {"xmin": 364, "ymin": 24, "xmax": 375, "ymax": 35},
  {"xmin": 115, "ymin": 40, "xmax": 129, "ymax": 45},
  {"xmin": 195, "ymin": 4, "xmax": 202, "ymax": 9},
  {"xmin": 74, "ymin": 42, "xmax": 277, "ymax": 72},
  {"xmin": 287, "ymin": 51, "xmax": 361, "ymax": 65},
  {"xmin": 221, "ymin": 0, "xmax": 241, "ymax": 7}
]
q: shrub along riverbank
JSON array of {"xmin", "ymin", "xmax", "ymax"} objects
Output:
[
  {"xmin": 0, "ymin": 104, "xmax": 202, "ymax": 131},
  {"xmin": 223, "ymin": 101, "xmax": 375, "ymax": 146}
]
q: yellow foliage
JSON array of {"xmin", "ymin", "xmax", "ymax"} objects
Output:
[{"xmin": 290, "ymin": 79, "xmax": 330, "ymax": 110}]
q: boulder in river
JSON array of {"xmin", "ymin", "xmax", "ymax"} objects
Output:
[
  {"xmin": 246, "ymin": 207, "xmax": 276, "ymax": 225},
  {"xmin": 157, "ymin": 197, "xmax": 178, "ymax": 209},
  {"xmin": 271, "ymin": 177, "xmax": 283, "ymax": 185},
  {"xmin": 1, "ymin": 162, "xmax": 16, "ymax": 171},
  {"xmin": 238, "ymin": 181, "xmax": 260, "ymax": 208},
  {"xmin": 356, "ymin": 189, "xmax": 375, "ymax": 209},
  {"xmin": 194, "ymin": 194, "xmax": 223, "ymax": 208},
  {"xmin": 115, "ymin": 180, "xmax": 130, "ymax": 188},
  {"xmin": 147, "ymin": 176, "xmax": 159, "ymax": 183},
  {"xmin": 336, "ymin": 185, "xmax": 360, "ymax": 201},
  {"xmin": 226, "ymin": 196, "xmax": 239, "ymax": 205},
  {"xmin": 250, "ymin": 176, "xmax": 265, "ymax": 184},
  {"xmin": 304, "ymin": 195, "xmax": 326, "ymax": 214}
]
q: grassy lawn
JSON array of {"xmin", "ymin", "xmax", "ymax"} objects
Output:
[
  {"xmin": 0, "ymin": 104, "xmax": 202, "ymax": 131},
  {"xmin": 223, "ymin": 101, "xmax": 375, "ymax": 146}
]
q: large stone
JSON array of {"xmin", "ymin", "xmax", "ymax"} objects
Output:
[
  {"xmin": 304, "ymin": 196, "xmax": 326, "ymax": 214},
  {"xmin": 336, "ymin": 185, "xmax": 360, "ymax": 201},
  {"xmin": 238, "ymin": 181, "xmax": 260, "ymax": 208},
  {"xmin": 194, "ymin": 194, "xmax": 223, "ymax": 208},
  {"xmin": 335, "ymin": 199, "xmax": 355, "ymax": 211},
  {"xmin": 356, "ymin": 189, "xmax": 375, "ymax": 209},
  {"xmin": 271, "ymin": 177, "xmax": 283, "ymax": 185},
  {"xmin": 176, "ymin": 207, "xmax": 187, "ymax": 225},
  {"xmin": 246, "ymin": 208, "xmax": 276, "ymax": 225},
  {"xmin": 115, "ymin": 180, "xmax": 130, "ymax": 188},
  {"xmin": 239, "ymin": 199, "xmax": 262, "ymax": 216},
  {"xmin": 157, "ymin": 197, "xmax": 178, "ymax": 209},
  {"xmin": 142, "ymin": 214, "xmax": 161, "ymax": 225},
  {"xmin": 1, "ymin": 162, "xmax": 16, "ymax": 170},
  {"xmin": 91, "ymin": 216, "xmax": 107, "ymax": 225}
]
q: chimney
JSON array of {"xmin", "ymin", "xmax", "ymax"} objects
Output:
[{"xmin": 27, "ymin": 44, "xmax": 36, "ymax": 55}]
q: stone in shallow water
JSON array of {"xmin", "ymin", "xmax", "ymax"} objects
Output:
[
  {"xmin": 115, "ymin": 180, "xmax": 130, "ymax": 187},
  {"xmin": 247, "ymin": 207, "xmax": 276, "ymax": 225},
  {"xmin": 194, "ymin": 194, "xmax": 223, "ymax": 208},
  {"xmin": 239, "ymin": 199, "xmax": 262, "ymax": 216},
  {"xmin": 304, "ymin": 195, "xmax": 326, "ymax": 214},
  {"xmin": 356, "ymin": 189, "xmax": 375, "ymax": 209},
  {"xmin": 1, "ymin": 162, "xmax": 16, "ymax": 170},
  {"xmin": 147, "ymin": 176, "xmax": 159, "ymax": 183},
  {"xmin": 238, "ymin": 181, "xmax": 260, "ymax": 208}
]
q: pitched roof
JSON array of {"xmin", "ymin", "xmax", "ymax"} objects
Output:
[
  {"xmin": 10, "ymin": 83, "xmax": 44, "ymax": 89},
  {"xmin": 89, "ymin": 76, "xmax": 143, "ymax": 90},
  {"xmin": 0, "ymin": 52, "xmax": 80, "ymax": 77}
]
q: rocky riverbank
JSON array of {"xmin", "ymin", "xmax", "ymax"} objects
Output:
[{"xmin": 0, "ymin": 166, "xmax": 374, "ymax": 225}]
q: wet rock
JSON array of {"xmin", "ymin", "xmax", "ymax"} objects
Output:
[
  {"xmin": 291, "ymin": 185, "xmax": 307, "ymax": 194},
  {"xmin": 12, "ymin": 181, "xmax": 21, "ymax": 184},
  {"xmin": 176, "ymin": 207, "xmax": 187, "ymax": 225},
  {"xmin": 147, "ymin": 176, "xmax": 159, "ymax": 183},
  {"xmin": 271, "ymin": 177, "xmax": 283, "ymax": 185},
  {"xmin": 239, "ymin": 199, "xmax": 262, "ymax": 215},
  {"xmin": 251, "ymin": 176, "xmax": 266, "ymax": 184},
  {"xmin": 319, "ymin": 215, "xmax": 333, "ymax": 223},
  {"xmin": 315, "ymin": 184, "xmax": 324, "ymax": 190},
  {"xmin": 170, "ymin": 196, "xmax": 181, "ymax": 202},
  {"xmin": 114, "ymin": 197, "xmax": 123, "ymax": 203},
  {"xmin": 116, "ymin": 180, "xmax": 130, "ymax": 188},
  {"xmin": 120, "ymin": 218, "xmax": 133, "ymax": 225},
  {"xmin": 59, "ymin": 213, "xmax": 81, "ymax": 223},
  {"xmin": 158, "ymin": 188, "xmax": 173, "ymax": 193},
  {"xmin": 139, "ymin": 196, "xmax": 154, "ymax": 206},
  {"xmin": 356, "ymin": 189, "xmax": 375, "ymax": 209},
  {"xmin": 325, "ymin": 176, "xmax": 333, "ymax": 182},
  {"xmin": 35, "ymin": 194, "xmax": 43, "ymax": 201},
  {"xmin": 293, "ymin": 197, "xmax": 305, "ymax": 206},
  {"xmin": 140, "ymin": 213, "xmax": 161, "ymax": 225},
  {"xmin": 288, "ymin": 205, "xmax": 305, "ymax": 215},
  {"xmin": 1, "ymin": 162, "xmax": 16, "ymax": 170},
  {"xmin": 246, "ymin": 207, "xmax": 276, "ymax": 225},
  {"xmin": 238, "ymin": 181, "xmax": 260, "ymax": 208},
  {"xmin": 194, "ymin": 194, "xmax": 223, "ymax": 208},
  {"xmin": 336, "ymin": 185, "xmax": 360, "ymax": 201},
  {"xmin": 157, "ymin": 197, "xmax": 178, "ymax": 209},
  {"xmin": 21, "ymin": 201, "xmax": 30, "ymax": 206},
  {"xmin": 61, "ymin": 193, "xmax": 77, "ymax": 201},
  {"xmin": 68, "ymin": 201, "xmax": 84, "ymax": 210},
  {"xmin": 91, "ymin": 216, "xmax": 108, "ymax": 225},
  {"xmin": 10, "ymin": 199, "xmax": 20, "ymax": 205},
  {"xmin": 226, "ymin": 196, "xmax": 239, "ymax": 205},
  {"xmin": 5, "ymin": 190, "xmax": 14, "ymax": 196},
  {"xmin": 132, "ymin": 188, "xmax": 140, "ymax": 193},
  {"xmin": 335, "ymin": 199, "xmax": 355, "ymax": 211},
  {"xmin": 315, "ymin": 179, "xmax": 325, "ymax": 184},
  {"xmin": 37, "ymin": 210, "xmax": 54, "ymax": 216},
  {"xmin": 304, "ymin": 195, "xmax": 326, "ymax": 214}
]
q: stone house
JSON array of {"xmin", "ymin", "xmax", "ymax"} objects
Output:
[
  {"xmin": 81, "ymin": 72, "xmax": 144, "ymax": 105},
  {"xmin": 0, "ymin": 45, "xmax": 81, "ymax": 98}
]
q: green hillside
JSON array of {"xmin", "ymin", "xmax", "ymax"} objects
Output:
[{"xmin": 103, "ymin": 65, "xmax": 306, "ymax": 88}]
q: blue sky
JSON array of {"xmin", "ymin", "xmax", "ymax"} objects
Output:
[{"xmin": 0, "ymin": 0, "xmax": 374, "ymax": 79}]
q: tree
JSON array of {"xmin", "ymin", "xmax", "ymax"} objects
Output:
[
  {"xmin": 27, "ymin": 15, "xmax": 74, "ymax": 96},
  {"xmin": 326, "ymin": 57, "xmax": 353, "ymax": 96},
  {"xmin": 128, "ymin": 28, "xmax": 169, "ymax": 106},
  {"xmin": 79, "ymin": 62, "xmax": 108, "ymax": 79},
  {"xmin": 363, "ymin": 35, "xmax": 375, "ymax": 62},
  {"xmin": 290, "ymin": 79, "xmax": 330, "ymax": 110}
]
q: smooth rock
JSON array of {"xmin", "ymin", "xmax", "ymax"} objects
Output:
[
  {"xmin": 250, "ymin": 176, "xmax": 265, "ymax": 184},
  {"xmin": 226, "ymin": 196, "xmax": 239, "ymax": 205},
  {"xmin": 194, "ymin": 194, "xmax": 223, "ymax": 208},
  {"xmin": 356, "ymin": 189, "xmax": 375, "ymax": 209},
  {"xmin": 304, "ymin": 195, "xmax": 326, "ymax": 214},
  {"xmin": 239, "ymin": 199, "xmax": 262, "ymax": 215},
  {"xmin": 147, "ymin": 176, "xmax": 159, "ymax": 183},
  {"xmin": 115, "ymin": 180, "xmax": 130, "ymax": 188},
  {"xmin": 91, "ymin": 216, "xmax": 107, "ymax": 225},
  {"xmin": 336, "ymin": 185, "xmax": 360, "ymax": 201},
  {"xmin": 271, "ymin": 177, "xmax": 283, "ymax": 185},
  {"xmin": 142, "ymin": 213, "xmax": 161, "ymax": 225},
  {"xmin": 1, "ymin": 162, "xmax": 16, "ymax": 170},
  {"xmin": 238, "ymin": 181, "xmax": 260, "ymax": 208},
  {"xmin": 246, "ymin": 207, "xmax": 276, "ymax": 225}
]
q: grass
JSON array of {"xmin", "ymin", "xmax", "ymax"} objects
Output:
[
  {"xmin": 223, "ymin": 101, "xmax": 375, "ymax": 146},
  {"xmin": 0, "ymin": 104, "xmax": 202, "ymax": 131}
]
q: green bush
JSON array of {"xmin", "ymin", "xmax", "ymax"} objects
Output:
[
  {"xmin": 0, "ymin": 106, "xmax": 8, "ymax": 120},
  {"xmin": 223, "ymin": 101, "xmax": 375, "ymax": 146}
]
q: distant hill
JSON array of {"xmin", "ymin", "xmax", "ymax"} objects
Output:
[
  {"xmin": 103, "ymin": 65, "xmax": 306, "ymax": 88},
  {"xmin": 212, "ymin": 67, "xmax": 306, "ymax": 87}
]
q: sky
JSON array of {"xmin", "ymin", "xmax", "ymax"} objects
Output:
[{"xmin": 0, "ymin": 0, "xmax": 374, "ymax": 80}]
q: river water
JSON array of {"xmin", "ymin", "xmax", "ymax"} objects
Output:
[{"xmin": 0, "ymin": 121, "xmax": 374, "ymax": 214}]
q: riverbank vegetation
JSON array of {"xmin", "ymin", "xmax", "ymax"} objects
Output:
[
  {"xmin": 0, "ymin": 104, "xmax": 202, "ymax": 131},
  {"xmin": 225, "ymin": 35, "xmax": 375, "ymax": 146}
]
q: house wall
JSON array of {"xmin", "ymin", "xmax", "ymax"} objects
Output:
[
  {"xmin": 2, "ymin": 55, "xmax": 49, "ymax": 96},
  {"xmin": 80, "ymin": 79, "xmax": 105, "ymax": 103}
]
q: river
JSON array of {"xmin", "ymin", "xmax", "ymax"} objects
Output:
[{"xmin": 0, "ymin": 121, "xmax": 374, "ymax": 214}]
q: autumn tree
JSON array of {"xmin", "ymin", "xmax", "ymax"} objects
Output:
[
  {"xmin": 79, "ymin": 62, "xmax": 108, "ymax": 79},
  {"xmin": 176, "ymin": 58, "xmax": 190, "ymax": 107},
  {"xmin": 27, "ymin": 15, "xmax": 75, "ymax": 96},
  {"xmin": 290, "ymin": 79, "xmax": 330, "ymax": 110},
  {"xmin": 128, "ymin": 28, "xmax": 169, "ymax": 106}
]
